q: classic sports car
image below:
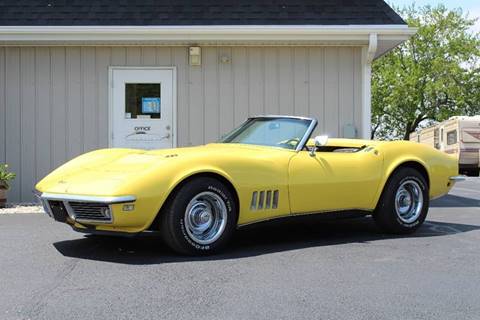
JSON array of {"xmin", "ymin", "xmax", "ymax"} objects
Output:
[{"xmin": 35, "ymin": 116, "xmax": 463, "ymax": 255}]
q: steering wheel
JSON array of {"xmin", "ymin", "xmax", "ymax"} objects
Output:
[{"xmin": 277, "ymin": 138, "xmax": 300, "ymax": 149}]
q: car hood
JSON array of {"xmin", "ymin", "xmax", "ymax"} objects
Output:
[{"xmin": 35, "ymin": 143, "xmax": 286, "ymax": 195}]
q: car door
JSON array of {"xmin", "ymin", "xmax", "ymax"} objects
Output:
[{"xmin": 288, "ymin": 147, "xmax": 384, "ymax": 214}]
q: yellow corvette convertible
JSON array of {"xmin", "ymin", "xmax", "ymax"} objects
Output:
[{"xmin": 35, "ymin": 116, "xmax": 463, "ymax": 255}]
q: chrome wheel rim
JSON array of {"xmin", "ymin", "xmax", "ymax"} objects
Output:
[
  {"xmin": 184, "ymin": 191, "xmax": 227, "ymax": 245},
  {"xmin": 394, "ymin": 180, "xmax": 424, "ymax": 224}
]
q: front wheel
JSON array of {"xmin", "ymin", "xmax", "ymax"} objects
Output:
[
  {"xmin": 373, "ymin": 167, "xmax": 429, "ymax": 234},
  {"xmin": 159, "ymin": 177, "xmax": 238, "ymax": 255}
]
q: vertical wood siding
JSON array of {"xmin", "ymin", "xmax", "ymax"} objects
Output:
[
  {"xmin": 0, "ymin": 46, "xmax": 364, "ymax": 202},
  {"xmin": 0, "ymin": 48, "xmax": 5, "ymax": 166}
]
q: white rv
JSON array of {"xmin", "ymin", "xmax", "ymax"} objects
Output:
[{"xmin": 410, "ymin": 116, "xmax": 480, "ymax": 176}]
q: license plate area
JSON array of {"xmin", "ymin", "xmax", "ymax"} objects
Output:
[{"xmin": 48, "ymin": 201, "xmax": 69, "ymax": 222}]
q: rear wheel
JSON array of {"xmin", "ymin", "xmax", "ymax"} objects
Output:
[
  {"xmin": 159, "ymin": 177, "xmax": 238, "ymax": 255},
  {"xmin": 373, "ymin": 167, "xmax": 429, "ymax": 234}
]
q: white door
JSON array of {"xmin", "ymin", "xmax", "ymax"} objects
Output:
[{"xmin": 110, "ymin": 67, "xmax": 175, "ymax": 149}]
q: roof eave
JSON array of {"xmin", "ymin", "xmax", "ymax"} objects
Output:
[{"xmin": 0, "ymin": 25, "xmax": 417, "ymax": 50}]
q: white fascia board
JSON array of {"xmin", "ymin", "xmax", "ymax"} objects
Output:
[{"xmin": 0, "ymin": 25, "xmax": 417, "ymax": 43}]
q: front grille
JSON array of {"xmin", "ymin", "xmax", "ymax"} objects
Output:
[
  {"xmin": 48, "ymin": 201, "xmax": 69, "ymax": 222},
  {"xmin": 68, "ymin": 202, "xmax": 112, "ymax": 222}
]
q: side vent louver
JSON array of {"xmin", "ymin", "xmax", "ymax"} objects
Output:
[
  {"xmin": 250, "ymin": 192, "xmax": 258, "ymax": 210},
  {"xmin": 251, "ymin": 190, "xmax": 279, "ymax": 210},
  {"xmin": 265, "ymin": 191, "xmax": 272, "ymax": 209},
  {"xmin": 272, "ymin": 190, "xmax": 279, "ymax": 209}
]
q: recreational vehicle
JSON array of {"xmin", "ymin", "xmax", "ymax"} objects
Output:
[{"xmin": 410, "ymin": 116, "xmax": 480, "ymax": 176}]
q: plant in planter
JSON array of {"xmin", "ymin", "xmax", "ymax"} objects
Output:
[{"xmin": 0, "ymin": 164, "xmax": 16, "ymax": 208}]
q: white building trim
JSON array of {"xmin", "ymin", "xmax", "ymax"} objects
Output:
[{"xmin": 0, "ymin": 25, "xmax": 416, "ymax": 57}]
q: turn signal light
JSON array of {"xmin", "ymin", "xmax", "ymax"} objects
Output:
[{"xmin": 122, "ymin": 204, "xmax": 135, "ymax": 212}]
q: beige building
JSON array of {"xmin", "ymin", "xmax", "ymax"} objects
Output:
[{"xmin": 0, "ymin": 0, "xmax": 414, "ymax": 202}]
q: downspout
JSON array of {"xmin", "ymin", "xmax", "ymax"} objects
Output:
[
  {"xmin": 366, "ymin": 33, "xmax": 378, "ymax": 64},
  {"xmin": 361, "ymin": 33, "xmax": 378, "ymax": 139}
]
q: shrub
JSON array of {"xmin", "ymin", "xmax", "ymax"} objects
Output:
[{"xmin": 0, "ymin": 164, "xmax": 16, "ymax": 190}]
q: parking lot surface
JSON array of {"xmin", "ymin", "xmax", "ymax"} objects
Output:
[{"xmin": 0, "ymin": 178, "xmax": 479, "ymax": 320}]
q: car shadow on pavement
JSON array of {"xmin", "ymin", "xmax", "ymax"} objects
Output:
[
  {"xmin": 53, "ymin": 216, "xmax": 480, "ymax": 265},
  {"xmin": 430, "ymin": 194, "xmax": 480, "ymax": 208}
]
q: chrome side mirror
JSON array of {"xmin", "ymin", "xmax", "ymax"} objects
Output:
[
  {"xmin": 309, "ymin": 135, "xmax": 329, "ymax": 157},
  {"xmin": 315, "ymin": 135, "xmax": 329, "ymax": 147}
]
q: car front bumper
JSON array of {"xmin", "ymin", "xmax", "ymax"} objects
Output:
[{"xmin": 34, "ymin": 190, "xmax": 136, "ymax": 226}]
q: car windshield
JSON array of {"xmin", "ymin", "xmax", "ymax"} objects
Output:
[{"xmin": 220, "ymin": 117, "xmax": 313, "ymax": 150}]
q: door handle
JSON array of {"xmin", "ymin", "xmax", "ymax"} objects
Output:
[
  {"xmin": 125, "ymin": 132, "xmax": 170, "ymax": 140},
  {"xmin": 126, "ymin": 131, "xmax": 147, "ymax": 137}
]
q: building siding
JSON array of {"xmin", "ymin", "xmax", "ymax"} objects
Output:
[
  {"xmin": 0, "ymin": 48, "xmax": 6, "ymax": 171},
  {"xmin": 0, "ymin": 46, "xmax": 364, "ymax": 202}
]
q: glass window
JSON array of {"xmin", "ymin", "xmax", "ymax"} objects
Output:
[
  {"xmin": 125, "ymin": 83, "xmax": 161, "ymax": 119},
  {"xmin": 447, "ymin": 130, "xmax": 457, "ymax": 145},
  {"xmin": 221, "ymin": 117, "xmax": 312, "ymax": 150}
]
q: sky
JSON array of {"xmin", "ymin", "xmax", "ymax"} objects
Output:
[{"xmin": 389, "ymin": 0, "xmax": 480, "ymax": 32}]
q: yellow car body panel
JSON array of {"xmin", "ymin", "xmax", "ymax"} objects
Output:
[
  {"xmin": 289, "ymin": 144, "xmax": 384, "ymax": 213},
  {"xmin": 36, "ymin": 137, "xmax": 459, "ymax": 234}
]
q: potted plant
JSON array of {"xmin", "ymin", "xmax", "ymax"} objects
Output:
[{"xmin": 0, "ymin": 164, "xmax": 16, "ymax": 208}]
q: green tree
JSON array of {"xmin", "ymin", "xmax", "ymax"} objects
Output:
[{"xmin": 371, "ymin": 5, "xmax": 480, "ymax": 140}]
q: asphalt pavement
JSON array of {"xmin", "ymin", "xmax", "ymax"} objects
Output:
[{"xmin": 0, "ymin": 178, "xmax": 479, "ymax": 320}]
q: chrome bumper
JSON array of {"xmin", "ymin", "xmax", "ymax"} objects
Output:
[
  {"xmin": 33, "ymin": 190, "xmax": 52, "ymax": 218},
  {"xmin": 34, "ymin": 190, "xmax": 135, "ymax": 224},
  {"xmin": 39, "ymin": 193, "xmax": 136, "ymax": 204},
  {"xmin": 449, "ymin": 175, "xmax": 467, "ymax": 182}
]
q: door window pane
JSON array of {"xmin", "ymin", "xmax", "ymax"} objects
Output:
[{"xmin": 125, "ymin": 83, "xmax": 161, "ymax": 119}]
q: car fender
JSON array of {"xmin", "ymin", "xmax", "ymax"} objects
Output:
[
  {"xmin": 140, "ymin": 164, "xmax": 237, "ymax": 231},
  {"xmin": 372, "ymin": 147, "xmax": 430, "ymax": 207}
]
